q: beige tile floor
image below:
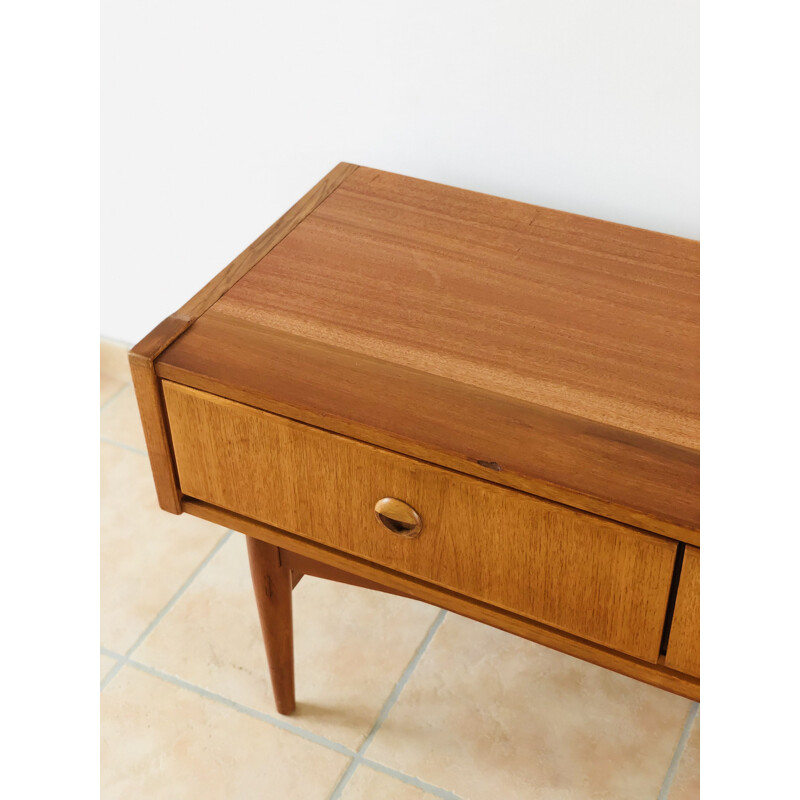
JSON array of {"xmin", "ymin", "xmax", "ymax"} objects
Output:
[{"xmin": 100, "ymin": 339, "xmax": 700, "ymax": 799}]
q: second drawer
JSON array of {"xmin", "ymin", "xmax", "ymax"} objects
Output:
[{"xmin": 163, "ymin": 381, "xmax": 677, "ymax": 662}]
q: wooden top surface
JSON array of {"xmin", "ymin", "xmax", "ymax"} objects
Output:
[{"xmin": 157, "ymin": 165, "xmax": 699, "ymax": 542}]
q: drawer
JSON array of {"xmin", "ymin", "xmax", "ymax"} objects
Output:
[
  {"xmin": 163, "ymin": 381, "xmax": 677, "ymax": 662},
  {"xmin": 665, "ymin": 546, "xmax": 700, "ymax": 676}
]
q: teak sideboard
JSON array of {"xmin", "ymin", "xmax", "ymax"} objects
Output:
[{"xmin": 130, "ymin": 164, "xmax": 700, "ymax": 711}]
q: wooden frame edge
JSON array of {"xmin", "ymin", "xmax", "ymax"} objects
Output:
[
  {"xmin": 129, "ymin": 351, "xmax": 182, "ymax": 513},
  {"xmin": 126, "ymin": 162, "xmax": 360, "ymax": 513},
  {"xmin": 175, "ymin": 161, "xmax": 360, "ymax": 322},
  {"xmin": 130, "ymin": 162, "xmax": 359, "ymax": 364},
  {"xmin": 182, "ymin": 497, "xmax": 700, "ymax": 701},
  {"xmin": 279, "ymin": 549, "xmax": 415, "ymax": 600}
]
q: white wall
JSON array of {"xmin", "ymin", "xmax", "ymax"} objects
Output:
[{"xmin": 102, "ymin": 0, "xmax": 698, "ymax": 345}]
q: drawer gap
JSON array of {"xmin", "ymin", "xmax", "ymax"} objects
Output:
[{"xmin": 659, "ymin": 542, "xmax": 686, "ymax": 657}]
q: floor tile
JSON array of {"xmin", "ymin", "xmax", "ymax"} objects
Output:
[
  {"xmin": 101, "ymin": 665, "xmax": 349, "ymax": 799},
  {"xmin": 366, "ymin": 614, "xmax": 691, "ymax": 800},
  {"xmin": 100, "ymin": 339, "xmax": 132, "ymax": 384},
  {"xmin": 100, "ymin": 442, "xmax": 224, "ymax": 653},
  {"xmin": 135, "ymin": 533, "xmax": 441, "ymax": 751},
  {"xmin": 101, "ymin": 374, "xmax": 126, "ymax": 407},
  {"xmin": 669, "ymin": 712, "xmax": 699, "ymax": 800},
  {"xmin": 101, "ymin": 385, "xmax": 147, "ymax": 452},
  {"xmin": 341, "ymin": 765, "xmax": 440, "ymax": 799},
  {"xmin": 101, "ymin": 654, "xmax": 117, "ymax": 682}
]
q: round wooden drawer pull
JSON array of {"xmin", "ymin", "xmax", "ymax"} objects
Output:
[{"xmin": 374, "ymin": 497, "xmax": 422, "ymax": 538}]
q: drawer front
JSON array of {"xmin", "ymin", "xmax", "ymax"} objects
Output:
[
  {"xmin": 665, "ymin": 546, "xmax": 700, "ymax": 676},
  {"xmin": 164, "ymin": 382, "xmax": 677, "ymax": 662}
]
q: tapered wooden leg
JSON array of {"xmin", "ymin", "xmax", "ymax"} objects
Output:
[{"xmin": 246, "ymin": 536, "xmax": 296, "ymax": 714}]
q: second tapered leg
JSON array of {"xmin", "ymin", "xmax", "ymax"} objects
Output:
[{"xmin": 246, "ymin": 536, "xmax": 296, "ymax": 714}]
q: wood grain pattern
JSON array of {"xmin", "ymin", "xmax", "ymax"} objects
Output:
[
  {"xmin": 665, "ymin": 546, "xmax": 700, "ymax": 677},
  {"xmin": 183, "ymin": 498, "xmax": 699, "ymax": 702},
  {"xmin": 175, "ymin": 162, "xmax": 358, "ymax": 322},
  {"xmin": 128, "ymin": 347, "xmax": 183, "ymax": 513},
  {"xmin": 131, "ymin": 163, "xmax": 701, "ymax": 700},
  {"xmin": 129, "ymin": 164, "xmax": 356, "ymax": 363},
  {"xmin": 218, "ymin": 167, "xmax": 698, "ymax": 447},
  {"xmin": 157, "ymin": 321, "xmax": 699, "ymax": 542},
  {"xmin": 279, "ymin": 549, "xmax": 414, "ymax": 600},
  {"xmin": 127, "ymin": 163, "xmax": 357, "ymax": 513},
  {"xmin": 247, "ymin": 537, "xmax": 295, "ymax": 714},
  {"xmin": 164, "ymin": 382, "xmax": 677, "ymax": 663},
  {"xmin": 157, "ymin": 165, "xmax": 699, "ymax": 539},
  {"xmin": 129, "ymin": 314, "xmax": 191, "ymax": 362}
]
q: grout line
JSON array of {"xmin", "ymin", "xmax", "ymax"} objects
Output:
[
  {"xmin": 100, "ymin": 601, "xmax": 459, "ymax": 798},
  {"xmin": 97, "ymin": 347, "xmax": 459, "ymax": 794},
  {"xmin": 359, "ymin": 608, "xmax": 447, "ymax": 755},
  {"xmin": 100, "ymin": 436, "xmax": 148, "ymax": 457},
  {"xmin": 100, "ymin": 645, "xmax": 358, "ymax": 759},
  {"xmin": 327, "ymin": 608, "xmax": 455, "ymax": 800},
  {"xmin": 126, "ymin": 658, "xmax": 357, "ymax": 758},
  {"xmin": 327, "ymin": 759, "xmax": 360, "ymax": 800},
  {"xmin": 359, "ymin": 759, "xmax": 464, "ymax": 800},
  {"xmin": 99, "ymin": 647, "xmax": 126, "ymax": 685},
  {"xmin": 101, "ymin": 530, "xmax": 232, "ymax": 690},
  {"xmin": 658, "ymin": 701, "xmax": 699, "ymax": 800},
  {"xmin": 99, "ymin": 381, "xmax": 130, "ymax": 412},
  {"xmin": 100, "ymin": 658, "xmax": 126, "ymax": 689},
  {"xmin": 124, "ymin": 530, "xmax": 232, "ymax": 656}
]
